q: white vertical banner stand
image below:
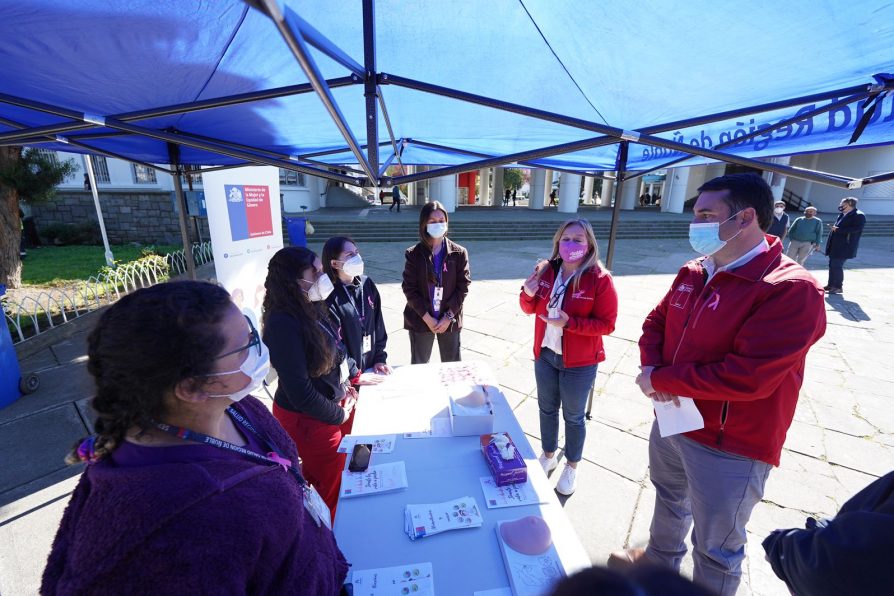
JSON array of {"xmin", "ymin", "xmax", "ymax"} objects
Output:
[{"xmin": 202, "ymin": 166, "xmax": 283, "ymax": 330}]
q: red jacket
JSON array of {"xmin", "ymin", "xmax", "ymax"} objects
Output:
[
  {"xmin": 519, "ymin": 261, "xmax": 618, "ymax": 368},
  {"xmin": 641, "ymin": 236, "xmax": 826, "ymax": 466}
]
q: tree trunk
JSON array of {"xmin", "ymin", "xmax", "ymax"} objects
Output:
[{"xmin": 1, "ymin": 145, "xmax": 23, "ymax": 289}]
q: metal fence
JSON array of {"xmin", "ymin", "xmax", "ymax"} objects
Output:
[{"xmin": 2, "ymin": 242, "xmax": 213, "ymax": 344}]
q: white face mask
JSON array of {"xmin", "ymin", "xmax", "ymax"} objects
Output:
[
  {"xmin": 206, "ymin": 342, "xmax": 271, "ymax": 402},
  {"xmin": 304, "ymin": 274, "xmax": 334, "ymax": 302},
  {"xmin": 774, "ymin": 207, "xmax": 784, "ymax": 215},
  {"xmin": 340, "ymin": 254, "xmax": 364, "ymax": 278},
  {"xmin": 427, "ymin": 222, "xmax": 448, "ymax": 238}
]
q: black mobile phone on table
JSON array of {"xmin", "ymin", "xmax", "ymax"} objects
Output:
[{"xmin": 348, "ymin": 443, "xmax": 372, "ymax": 472}]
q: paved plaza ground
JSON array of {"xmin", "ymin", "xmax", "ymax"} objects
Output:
[{"xmin": 2, "ymin": 233, "xmax": 892, "ymax": 595}]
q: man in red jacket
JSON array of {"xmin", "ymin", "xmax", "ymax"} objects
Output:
[{"xmin": 609, "ymin": 174, "xmax": 826, "ymax": 595}]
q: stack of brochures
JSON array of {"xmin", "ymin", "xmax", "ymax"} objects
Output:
[{"xmin": 404, "ymin": 496, "xmax": 484, "ymax": 541}]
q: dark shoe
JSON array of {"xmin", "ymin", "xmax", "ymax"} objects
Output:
[
  {"xmin": 827, "ymin": 287, "xmax": 843, "ymax": 295},
  {"xmin": 607, "ymin": 547, "xmax": 646, "ymax": 570},
  {"xmin": 823, "ymin": 285, "xmax": 830, "ymax": 291}
]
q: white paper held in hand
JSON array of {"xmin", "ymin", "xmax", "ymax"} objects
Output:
[{"xmin": 652, "ymin": 396, "xmax": 704, "ymax": 438}]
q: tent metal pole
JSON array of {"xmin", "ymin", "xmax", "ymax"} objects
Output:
[
  {"xmin": 382, "ymin": 74, "xmax": 856, "ymax": 188},
  {"xmin": 0, "ymin": 115, "xmax": 174, "ymax": 175},
  {"xmin": 167, "ymin": 128, "xmax": 367, "ymax": 175},
  {"xmin": 296, "ymin": 140, "xmax": 392, "ymax": 160},
  {"xmin": 626, "ymin": 91, "xmax": 874, "ymax": 181},
  {"xmin": 0, "ymin": 77, "xmax": 358, "ymax": 145},
  {"xmin": 406, "ymin": 138, "xmax": 616, "ymax": 178},
  {"xmin": 83, "ymin": 154, "xmax": 115, "ymax": 268},
  {"xmin": 855, "ymin": 169, "xmax": 894, "ymax": 187},
  {"xmin": 168, "ymin": 143, "xmax": 197, "ymax": 281},
  {"xmin": 378, "ymin": 150, "xmax": 397, "ymax": 176},
  {"xmin": 605, "ymin": 142, "xmax": 628, "ymax": 270},
  {"xmin": 362, "ymin": 0, "xmax": 379, "ymax": 178},
  {"xmin": 386, "ymin": 135, "xmax": 619, "ymax": 185},
  {"xmin": 376, "ymin": 89, "xmax": 404, "ymax": 176},
  {"xmin": 256, "ymin": 0, "xmax": 376, "ymax": 184}
]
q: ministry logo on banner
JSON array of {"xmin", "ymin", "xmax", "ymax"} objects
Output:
[{"xmin": 225, "ymin": 184, "xmax": 274, "ymax": 241}]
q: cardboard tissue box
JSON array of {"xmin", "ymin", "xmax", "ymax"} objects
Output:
[
  {"xmin": 480, "ymin": 432, "xmax": 527, "ymax": 486},
  {"xmin": 448, "ymin": 384, "xmax": 495, "ymax": 436}
]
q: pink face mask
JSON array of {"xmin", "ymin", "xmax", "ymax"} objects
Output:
[{"xmin": 559, "ymin": 241, "xmax": 587, "ymax": 263}]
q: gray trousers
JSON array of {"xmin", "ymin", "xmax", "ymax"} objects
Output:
[
  {"xmin": 644, "ymin": 421, "xmax": 772, "ymax": 596},
  {"xmin": 785, "ymin": 239, "xmax": 814, "ymax": 266}
]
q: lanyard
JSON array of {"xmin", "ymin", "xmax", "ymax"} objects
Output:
[
  {"xmin": 341, "ymin": 280, "xmax": 365, "ymax": 324},
  {"xmin": 318, "ymin": 319, "xmax": 341, "ymax": 342},
  {"xmin": 153, "ymin": 407, "xmax": 306, "ymax": 487}
]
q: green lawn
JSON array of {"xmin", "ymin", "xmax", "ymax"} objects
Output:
[{"xmin": 21, "ymin": 244, "xmax": 179, "ymax": 286}]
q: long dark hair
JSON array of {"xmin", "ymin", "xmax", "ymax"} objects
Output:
[
  {"xmin": 321, "ymin": 235, "xmax": 355, "ymax": 283},
  {"xmin": 262, "ymin": 246, "xmax": 335, "ymax": 377},
  {"xmin": 67, "ymin": 280, "xmax": 233, "ymax": 463}
]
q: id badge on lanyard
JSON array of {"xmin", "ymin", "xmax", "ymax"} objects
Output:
[
  {"xmin": 339, "ymin": 357, "xmax": 350, "ymax": 383},
  {"xmin": 433, "ymin": 286, "xmax": 444, "ymax": 313},
  {"xmin": 362, "ymin": 334, "xmax": 372, "ymax": 355},
  {"xmin": 303, "ymin": 484, "xmax": 332, "ymax": 529}
]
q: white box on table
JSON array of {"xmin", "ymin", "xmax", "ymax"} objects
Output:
[{"xmin": 447, "ymin": 385, "xmax": 495, "ymax": 436}]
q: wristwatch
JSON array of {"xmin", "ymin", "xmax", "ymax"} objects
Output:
[{"xmin": 446, "ymin": 310, "xmax": 455, "ymax": 321}]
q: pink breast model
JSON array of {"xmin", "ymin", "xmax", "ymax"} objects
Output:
[{"xmin": 499, "ymin": 516, "xmax": 553, "ymax": 555}]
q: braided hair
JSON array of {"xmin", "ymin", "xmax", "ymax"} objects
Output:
[
  {"xmin": 262, "ymin": 246, "xmax": 336, "ymax": 377},
  {"xmin": 66, "ymin": 280, "xmax": 233, "ymax": 464}
]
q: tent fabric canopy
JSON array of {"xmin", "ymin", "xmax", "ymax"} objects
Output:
[{"xmin": 2, "ymin": 0, "xmax": 894, "ymax": 187}]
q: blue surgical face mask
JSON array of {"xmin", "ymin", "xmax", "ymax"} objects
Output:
[{"xmin": 688, "ymin": 210, "xmax": 742, "ymax": 256}]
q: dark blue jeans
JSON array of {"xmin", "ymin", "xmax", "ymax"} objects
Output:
[
  {"xmin": 534, "ymin": 348, "xmax": 597, "ymax": 463},
  {"xmin": 827, "ymin": 257, "xmax": 847, "ymax": 289}
]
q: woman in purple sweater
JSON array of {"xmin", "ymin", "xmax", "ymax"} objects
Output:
[{"xmin": 41, "ymin": 281, "xmax": 348, "ymax": 595}]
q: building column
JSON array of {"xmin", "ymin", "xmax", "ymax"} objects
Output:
[
  {"xmin": 405, "ymin": 165, "xmax": 416, "ymax": 206},
  {"xmin": 528, "ymin": 168, "xmax": 545, "ymax": 210},
  {"xmin": 582, "ymin": 176, "xmax": 594, "ymax": 205},
  {"xmin": 601, "ymin": 175, "xmax": 614, "ymax": 208},
  {"xmin": 558, "ymin": 173, "xmax": 581, "ymax": 214},
  {"xmin": 620, "ymin": 175, "xmax": 638, "ymax": 210},
  {"xmin": 800, "ymin": 154, "xmax": 821, "ymax": 205},
  {"xmin": 432, "ymin": 174, "xmax": 457, "ymax": 213},
  {"xmin": 764, "ymin": 156, "xmax": 791, "ymax": 203},
  {"xmin": 478, "ymin": 168, "xmax": 489, "ymax": 206},
  {"xmin": 661, "ymin": 167, "xmax": 690, "ymax": 214},
  {"xmin": 491, "ymin": 167, "xmax": 504, "ymax": 208}
]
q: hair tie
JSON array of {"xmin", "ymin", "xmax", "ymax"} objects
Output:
[{"xmin": 76, "ymin": 436, "xmax": 101, "ymax": 464}]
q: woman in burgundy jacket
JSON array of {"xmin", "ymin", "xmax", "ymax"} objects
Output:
[{"xmin": 520, "ymin": 219, "xmax": 618, "ymax": 496}]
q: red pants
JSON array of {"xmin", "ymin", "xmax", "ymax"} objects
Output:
[{"xmin": 273, "ymin": 404, "xmax": 353, "ymax": 521}]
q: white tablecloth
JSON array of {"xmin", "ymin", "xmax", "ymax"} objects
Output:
[{"xmin": 333, "ymin": 362, "xmax": 591, "ymax": 594}]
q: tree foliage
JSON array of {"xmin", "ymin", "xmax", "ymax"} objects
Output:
[
  {"xmin": 0, "ymin": 148, "xmax": 77, "ymax": 204},
  {"xmin": 503, "ymin": 168, "xmax": 524, "ymax": 190}
]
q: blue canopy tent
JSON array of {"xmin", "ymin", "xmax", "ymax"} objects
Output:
[{"xmin": 2, "ymin": 0, "xmax": 893, "ymax": 267}]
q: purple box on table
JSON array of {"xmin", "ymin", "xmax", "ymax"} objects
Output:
[{"xmin": 480, "ymin": 433, "xmax": 528, "ymax": 486}]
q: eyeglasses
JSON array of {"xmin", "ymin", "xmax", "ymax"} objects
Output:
[{"xmin": 214, "ymin": 316, "xmax": 261, "ymax": 360}]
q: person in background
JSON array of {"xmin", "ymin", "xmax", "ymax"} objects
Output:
[
  {"xmin": 611, "ymin": 173, "xmax": 826, "ymax": 595},
  {"xmin": 402, "ymin": 200, "xmax": 471, "ymax": 364},
  {"xmin": 549, "ymin": 188, "xmax": 558, "ymax": 206},
  {"xmin": 389, "ymin": 184, "xmax": 401, "ymax": 212},
  {"xmin": 42, "ymin": 281, "xmax": 348, "ymax": 595},
  {"xmin": 762, "ymin": 470, "xmax": 894, "ymax": 595},
  {"xmin": 263, "ymin": 246, "xmax": 359, "ymax": 516},
  {"xmin": 512, "ymin": 188, "xmax": 517, "ymax": 206},
  {"xmin": 824, "ymin": 196, "xmax": 866, "ymax": 295},
  {"xmin": 785, "ymin": 205, "xmax": 823, "ymax": 266},
  {"xmin": 767, "ymin": 200, "xmax": 789, "ymax": 239},
  {"xmin": 322, "ymin": 236, "xmax": 391, "ymax": 379},
  {"xmin": 520, "ymin": 219, "xmax": 618, "ymax": 496}
]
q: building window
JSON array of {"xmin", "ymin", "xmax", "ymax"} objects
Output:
[
  {"xmin": 180, "ymin": 164, "xmax": 203, "ymax": 187},
  {"xmin": 85, "ymin": 155, "xmax": 111, "ymax": 183},
  {"xmin": 132, "ymin": 164, "xmax": 158, "ymax": 185},
  {"xmin": 279, "ymin": 168, "xmax": 306, "ymax": 187},
  {"xmin": 34, "ymin": 148, "xmax": 59, "ymax": 165}
]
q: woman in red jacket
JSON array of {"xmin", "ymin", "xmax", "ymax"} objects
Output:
[{"xmin": 520, "ymin": 219, "xmax": 618, "ymax": 495}]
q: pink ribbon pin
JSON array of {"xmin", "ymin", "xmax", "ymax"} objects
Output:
[
  {"xmin": 267, "ymin": 452, "xmax": 292, "ymax": 472},
  {"xmin": 707, "ymin": 293, "xmax": 720, "ymax": 311}
]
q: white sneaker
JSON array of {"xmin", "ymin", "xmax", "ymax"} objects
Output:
[
  {"xmin": 556, "ymin": 464, "xmax": 577, "ymax": 496},
  {"xmin": 538, "ymin": 453, "xmax": 559, "ymax": 474}
]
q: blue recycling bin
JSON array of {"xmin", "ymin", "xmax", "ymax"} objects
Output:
[
  {"xmin": 1, "ymin": 284, "xmax": 23, "ymax": 408},
  {"xmin": 285, "ymin": 216, "xmax": 307, "ymax": 247}
]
